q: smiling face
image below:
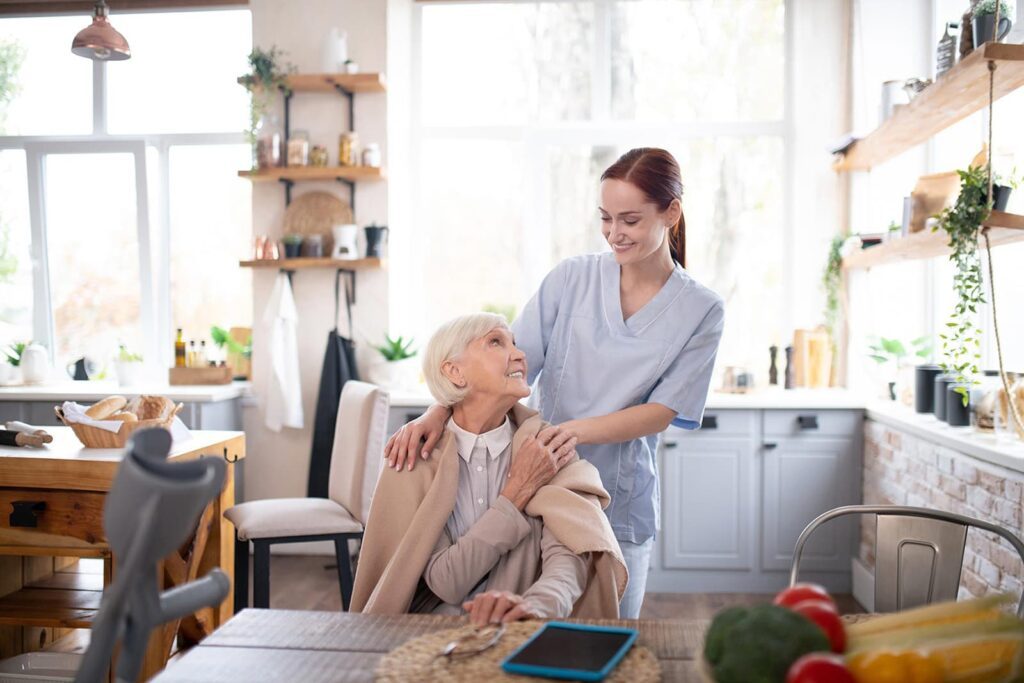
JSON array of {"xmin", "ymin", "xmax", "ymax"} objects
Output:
[
  {"xmin": 441, "ymin": 325, "xmax": 530, "ymax": 404},
  {"xmin": 599, "ymin": 178, "xmax": 680, "ymax": 266}
]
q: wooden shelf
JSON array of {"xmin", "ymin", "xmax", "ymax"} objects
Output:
[
  {"xmin": 238, "ymin": 166, "xmax": 385, "ymax": 183},
  {"xmin": 842, "ymin": 211, "xmax": 1024, "ymax": 270},
  {"xmin": 835, "ymin": 43, "xmax": 1024, "ymax": 171},
  {"xmin": 237, "ymin": 72, "xmax": 387, "ymax": 94},
  {"xmin": 239, "ymin": 257, "xmax": 385, "ymax": 270},
  {"xmin": 0, "ymin": 570, "xmax": 102, "ymax": 629}
]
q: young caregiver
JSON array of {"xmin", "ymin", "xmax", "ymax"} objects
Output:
[{"xmin": 385, "ymin": 147, "xmax": 725, "ymax": 618}]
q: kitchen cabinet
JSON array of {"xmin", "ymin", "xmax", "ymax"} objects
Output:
[{"xmin": 651, "ymin": 407, "xmax": 862, "ymax": 593}]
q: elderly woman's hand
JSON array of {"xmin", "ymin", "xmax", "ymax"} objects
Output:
[
  {"xmin": 500, "ymin": 426, "xmax": 577, "ymax": 510},
  {"xmin": 462, "ymin": 590, "xmax": 540, "ymax": 626}
]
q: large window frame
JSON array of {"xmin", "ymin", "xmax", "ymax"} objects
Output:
[
  {"xmin": 0, "ymin": 25, "xmax": 247, "ymax": 373},
  {"xmin": 401, "ymin": 0, "xmax": 795, "ymax": 346}
]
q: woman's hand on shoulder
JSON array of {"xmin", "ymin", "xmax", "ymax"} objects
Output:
[
  {"xmin": 462, "ymin": 590, "xmax": 540, "ymax": 626},
  {"xmin": 384, "ymin": 403, "xmax": 450, "ymax": 471},
  {"xmin": 501, "ymin": 425, "xmax": 577, "ymax": 510}
]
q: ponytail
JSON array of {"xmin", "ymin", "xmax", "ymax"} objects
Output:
[{"xmin": 670, "ymin": 213, "xmax": 686, "ymax": 268}]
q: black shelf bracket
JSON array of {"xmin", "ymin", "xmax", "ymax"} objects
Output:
[
  {"xmin": 279, "ymin": 178, "xmax": 294, "ymax": 205},
  {"xmin": 337, "ymin": 268, "xmax": 357, "ymax": 304},
  {"xmin": 336, "ymin": 177, "xmax": 356, "ymax": 214},
  {"xmin": 332, "ymin": 82, "xmax": 355, "ymax": 130},
  {"xmin": 281, "ymin": 269, "xmax": 295, "ymax": 287}
]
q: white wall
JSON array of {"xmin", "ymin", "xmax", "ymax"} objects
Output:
[{"xmin": 243, "ymin": 0, "xmax": 394, "ymax": 507}]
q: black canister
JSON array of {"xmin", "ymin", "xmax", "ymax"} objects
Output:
[
  {"xmin": 946, "ymin": 383, "xmax": 971, "ymax": 426},
  {"xmin": 934, "ymin": 374, "xmax": 955, "ymax": 421},
  {"xmin": 915, "ymin": 364, "xmax": 942, "ymax": 413},
  {"xmin": 364, "ymin": 224, "xmax": 389, "ymax": 258}
]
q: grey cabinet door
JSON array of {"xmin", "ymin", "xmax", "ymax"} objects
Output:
[
  {"xmin": 662, "ymin": 435, "xmax": 756, "ymax": 570},
  {"xmin": 761, "ymin": 437, "xmax": 856, "ymax": 572}
]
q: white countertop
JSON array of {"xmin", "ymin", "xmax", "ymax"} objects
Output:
[
  {"xmin": 0, "ymin": 381, "xmax": 252, "ymax": 403},
  {"xmin": 0, "ymin": 426, "xmax": 244, "ymax": 463}
]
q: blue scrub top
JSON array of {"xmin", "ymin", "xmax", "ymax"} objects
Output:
[{"xmin": 511, "ymin": 253, "xmax": 725, "ymax": 544}]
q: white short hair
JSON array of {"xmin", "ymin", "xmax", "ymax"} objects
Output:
[{"xmin": 423, "ymin": 312, "xmax": 509, "ymax": 407}]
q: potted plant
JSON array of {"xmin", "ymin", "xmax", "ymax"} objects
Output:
[
  {"xmin": 0, "ymin": 341, "xmax": 24, "ymax": 385},
  {"xmin": 368, "ymin": 335, "xmax": 419, "ymax": 391},
  {"xmin": 934, "ymin": 165, "xmax": 991, "ymax": 406},
  {"xmin": 973, "ymin": 0, "xmax": 1013, "ymax": 46},
  {"xmin": 114, "ymin": 344, "xmax": 144, "ymax": 386},
  {"xmin": 868, "ymin": 336, "xmax": 932, "ymax": 401},
  {"xmin": 211, "ymin": 326, "xmax": 252, "ymax": 380},
  {"xmin": 282, "ymin": 233, "xmax": 303, "ymax": 258},
  {"xmin": 991, "ymin": 168, "xmax": 1018, "ymax": 212},
  {"xmin": 239, "ymin": 46, "xmax": 294, "ymax": 170}
]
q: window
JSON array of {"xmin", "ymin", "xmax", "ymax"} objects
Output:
[
  {"xmin": 402, "ymin": 0, "xmax": 788, "ymax": 378},
  {"xmin": 0, "ymin": 10, "xmax": 251, "ymax": 374}
]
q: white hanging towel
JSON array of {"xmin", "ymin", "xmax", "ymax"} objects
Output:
[{"xmin": 263, "ymin": 272, "xmax": 303, "ymax": 431}]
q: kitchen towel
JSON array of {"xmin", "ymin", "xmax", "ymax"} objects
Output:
[{"xmin": 263, "ymin": 272, "xmax": 304, "ymax": 431}]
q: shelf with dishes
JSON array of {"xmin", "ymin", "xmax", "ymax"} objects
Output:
[
  {"xmin": 842, "ymin": 211, "xmax": 1024, "ymax": 270},
  {"xmin": 239, "ymin": 257, "xmax": 384, "ymax": 270},
  {"xmin": 237, "ymin": 166, "xmax": 385, "ymax": 183},
  {"xmin": 834, "ymin": 42, "xmax": 1024, "ymax": 172}
]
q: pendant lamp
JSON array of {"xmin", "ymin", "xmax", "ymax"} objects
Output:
[{"xmin": 71, "ymin": 0, "xmax": 131, "ymax": 61}]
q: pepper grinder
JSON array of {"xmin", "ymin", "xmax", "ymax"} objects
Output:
[
  {"xmin": 769, "ymin": 345, "xmax": 778, "ymax": 386},
  {"xmin": 784, "ymin": 345, "xmax": 794, "ymax": 389}
]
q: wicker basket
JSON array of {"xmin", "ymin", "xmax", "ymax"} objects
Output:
[{"xmin": 54, "ymin": 403, "xmax": 182, "ymax": 449}]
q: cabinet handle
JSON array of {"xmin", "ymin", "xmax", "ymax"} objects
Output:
[
  {"xmin": 797, "ymin": 414, "xmax": 819, "ymax": 430},
  {"xmin": 10, "ymin": 501, "xmax": 46, "ymax": 528},
  {"xmin": 763, "ymin": 442, "xmax": 778, "ymax": 451},
  {"xmin": 663, "ymin": 441, "xmax": 678, "ymax": 450},
  {"xmin": 701, "ymin": 415, "xmax": 718, "ymax": 430}
]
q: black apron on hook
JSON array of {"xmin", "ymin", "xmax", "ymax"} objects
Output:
[{"xmin": 307, "ymin": 270, "xmax": 360, "ymax": 498}]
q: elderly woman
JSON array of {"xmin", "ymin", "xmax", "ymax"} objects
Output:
[{"xmin": 351, "ymin": 313, "xmax": 626, "ymax": 623}]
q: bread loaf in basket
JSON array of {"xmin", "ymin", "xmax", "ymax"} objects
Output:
[{"xmin": 55, "ymin": 395, "xmax": 183, "ymax": 448}]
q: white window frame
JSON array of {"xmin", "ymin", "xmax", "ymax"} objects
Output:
[
  {"xmin": 0, "ymin": 22, "xmax": 247, "ymax": 371},
  {"xmin": 406, "ymin": 0, "xmax": 795, "ymax": 332}
]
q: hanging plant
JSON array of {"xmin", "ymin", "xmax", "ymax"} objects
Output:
[
  {"xmin": 934, "ymin": 165, "xmax": 989, "ymax": 405},
  {"xmin": 238, "ymin": 46, "xmax": 294, "ymax": 169},
  {"xmin": 822, "ymin": 235, "xmax": 844, "ymax": 343}
]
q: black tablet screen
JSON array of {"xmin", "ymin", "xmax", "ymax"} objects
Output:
[{"xmin": 506, "ymin": 625, "xmax": 633, "ymax": 672}]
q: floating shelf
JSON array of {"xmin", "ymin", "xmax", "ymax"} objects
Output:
[
  {"xmin": 834, "ymin": 43, "xmax": 1024, "ymax": 172},
  {"xmin": 238, "ymin": 166, "xmax": 385, "ymax": 183},
  {"xmin": 237, "ymin": 73, "xmax": 386, "ymax": 94},
  {"xmin": 842, "ymin": 211, "xmax": 1024, "ymax": 270},
  {"xmin": 239, "ymin": 257, "xmax": 385, "ymax": 270}
]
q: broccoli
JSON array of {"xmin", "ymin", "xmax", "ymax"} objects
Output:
[{"xmin": 704, "ymin": 604, "xmax": 831, "ymax": 683}]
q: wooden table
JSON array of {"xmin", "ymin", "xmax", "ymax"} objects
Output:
[
  {"xmin": 0, "ymin": 427, "xmax": 245, "ymax": 679},
  {"xmin": 154, "ymin": 609, "xmax": 709, "ymax": 682}
]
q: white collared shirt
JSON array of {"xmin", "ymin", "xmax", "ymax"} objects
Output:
[{"xmin": 444, "ymin": 416, "xmax": 514, "ymax": 541}]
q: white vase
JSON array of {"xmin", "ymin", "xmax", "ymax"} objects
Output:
[
  {"xmin": 115, "ymin": 360, "xmax": 144, "ymax": 387},
  {"xmin": 20, "ymin": 343, "xmax": 50, "ymax": 384}
]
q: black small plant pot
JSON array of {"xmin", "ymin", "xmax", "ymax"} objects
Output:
[
  {"xmin": 934, "ymin": 374, "xmax": 956, "ymax": 421},
  {"xmin": 990, "ymin": 184, "xmax": 1012, "ymax": 212},
  {"xmin": 283, "ymin": 242, "xmax": 302, "ymax": 258},
  {"xmin": 946, "ymin": 384, "xmax": 971, "ymax": 427}
]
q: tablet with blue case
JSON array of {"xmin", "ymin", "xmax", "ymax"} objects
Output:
[{"xmin": 500, "ymin": 622, "xmax": 638, "ymax": 681}]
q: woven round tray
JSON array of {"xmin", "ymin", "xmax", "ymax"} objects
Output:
[
  {"xmin": 282, "ymin": 190, "xmax": 353, "ymax": 245},
  {"xmin": 375, "ymin": 621, "xmax": 661, "ymax": 683}
]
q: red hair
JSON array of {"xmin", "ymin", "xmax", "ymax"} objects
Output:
[{"xmin": 600, "ymin": 148, "xmax": 686, "ymax": 267}]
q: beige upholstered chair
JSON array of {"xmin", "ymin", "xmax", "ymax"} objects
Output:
[{"xmin": 226, "ymin": 381, "xmax": 389, "ymax": 610}]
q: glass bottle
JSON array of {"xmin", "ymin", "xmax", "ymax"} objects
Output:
[{"xmin": 175, "ymin": 328, "xmax": 186, "ymax": 368}]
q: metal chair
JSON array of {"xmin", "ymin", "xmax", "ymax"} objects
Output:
[
  {"xmin": 791, "ymin": 504, "xmax": 1024, "ymax": 616},
  {"xmin": 226, "ymin": 381, "xmax": 389, "ymax": 611},
  {"xmin": 75, "ymin": 428, "xmax": 230, "ymax": 683}
]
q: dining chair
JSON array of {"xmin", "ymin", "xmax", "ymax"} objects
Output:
[
  {"xmin": 76, "ymin": 428, "xmax": 230, "ymax": 683},
  {"xmin": 790, "ymin": 504, "xmax": 1024, "ymax": 616},
  {"xmin": 226, "ymin": 381, "xmax": 389, "ymax": 611}
]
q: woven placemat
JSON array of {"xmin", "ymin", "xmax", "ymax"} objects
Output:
[
  {"xmin": 375, "ymin": 621, "xmax": 661, "ymax": 682},
  {"xmin": 283, "ymin": 191, "xmax": 353, "ymax": 240}
]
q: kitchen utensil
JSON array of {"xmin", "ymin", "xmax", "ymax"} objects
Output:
[
  {"xmin": 332, "ymin": 224, "xmax": 359, "ymax": 259},
  {"xmin": 66, "ymin": 356, "xmax": 94, "ymax": 380},
  {"xmin": 364, "ymin": 223, "xmax": 388, "ymax": 258}
]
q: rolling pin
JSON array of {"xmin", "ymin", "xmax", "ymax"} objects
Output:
[{"xmin": 1, "ymin": 421, "xmax": 54, "ymax": 448}]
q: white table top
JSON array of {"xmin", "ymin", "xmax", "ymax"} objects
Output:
[{"xmin": 0, "ymin": 426, "xmax": 244, "ymax": 463}]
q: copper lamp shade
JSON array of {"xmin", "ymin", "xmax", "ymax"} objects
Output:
[{"xmin": 71, "ymin": 0, "xmax": 131, "ymax": 61}]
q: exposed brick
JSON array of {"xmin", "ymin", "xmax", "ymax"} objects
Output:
[
  {"xmin": 978, "ymin": 557, "xmax": 1002, "ymax": 586},
  {"xmin": 905, "ymin": 460, "xmax": 926, "ymax": 480},
  {"xmin": 968, "ymin": 487, "xmax": 996, "ymax": 515},
  {"xmin": 937, "ymin": 451, "xmax": 955, "ymax": 473},
  {"xmin": 961, "ymin": 568, "xmax": 989, "ymax": 598},
  {"xmin": 930, "ymin": 489, "xmax": 956, "ymax": 511},
  {"xmin": 1000, "ymin": 573, "xmax": 1023, "ymax": 597},
  {"xmin": 939, "ymin": 473, "xmax": 967, "ymax": 501},
  {"xmin": 979, "ymin": 470, "xmax": 1006, "ymax": 495},
  {"xmin": 1003, "ymin": 480, "xmax": 1023, "ymax": 504},
  {"xmin": 926, "ymin": 467, "xmax": 941, "ymax": 488},
  {"xmin": 886, "ymin": 431, "xmax": 903, "ymax": 450},
  {"xmin": 906, "ymin": 493, "xmax": 929, "ymax": 508},
  {"xmin": 992, "ymin": 499, "xmax": 1023, "ymax": 529},
  {"xmin": 991, "ymin": 542, "xmax": 1024, "ymax": 575},
  {"xmin": 956, "ymin": 460, "xmax": 980, "ymax": 484}
]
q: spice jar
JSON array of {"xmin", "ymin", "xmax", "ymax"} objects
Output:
[
  {"xmin": 338, "ymin": 131, "xmax": 359, "ymax": 167},
  {"xmin": 361, "ymin": 143, "xmax": 381, "ymax": 168},
  {"xmin": 310, "ymin": 145, "xmax": 329, "ymax": 167},
  {"xmin": 287, "ymin": 130, "xmax": 310, "ymax": 167},
  {"xmin": 301, "ymin": 234, "xmax": 324, "ymax": 258}
]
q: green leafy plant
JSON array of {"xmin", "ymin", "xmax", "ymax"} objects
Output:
[
  {"xmin": 867, "ymin": 336, "xmax": 933, "ymax": 367},
  {"xmin": 2, "ymin": 341, "xmax": 25, "ymax": 366},
  {"xmin": 211, "ymin": 326, "xmax": 252, "ymax": 359},
  {"xmin": 375, "ymin": 335, "xmax": 417, "ymax": 362},
  {"xmin": 117, "ymin": 344, "xmax": 142, "ymax": 363},
  {"xmin": 934, "ymin": 165, "xmax": 990, "ymax": 405},
  {"xmin": 0, "ymin": 38, "xmax": 25, "ymax": 134},
  {"xmin": 238, "ymin": 46, "xmax": 294, "ymax": 169},
  {"xmin": 975, "ymin": 0, "xmax": 1013, "ymax": 19},
  {"xmin": 822, "ymin": 236, "xmax": 843, "ymax": 343}
]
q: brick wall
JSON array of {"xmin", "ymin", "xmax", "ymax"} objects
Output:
[{"xmin": 862, "ymin": 420, "xmax": 1024, "ymax": 600}]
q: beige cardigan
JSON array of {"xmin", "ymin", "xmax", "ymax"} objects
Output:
[{"xmin": 351, "ymin": 403, "xmax": 627, "ymax": 618}]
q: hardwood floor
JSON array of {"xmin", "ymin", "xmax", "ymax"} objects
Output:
[{"xmin": 257, "ymin": 556, "xmax": 866, "ymax": 619}]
